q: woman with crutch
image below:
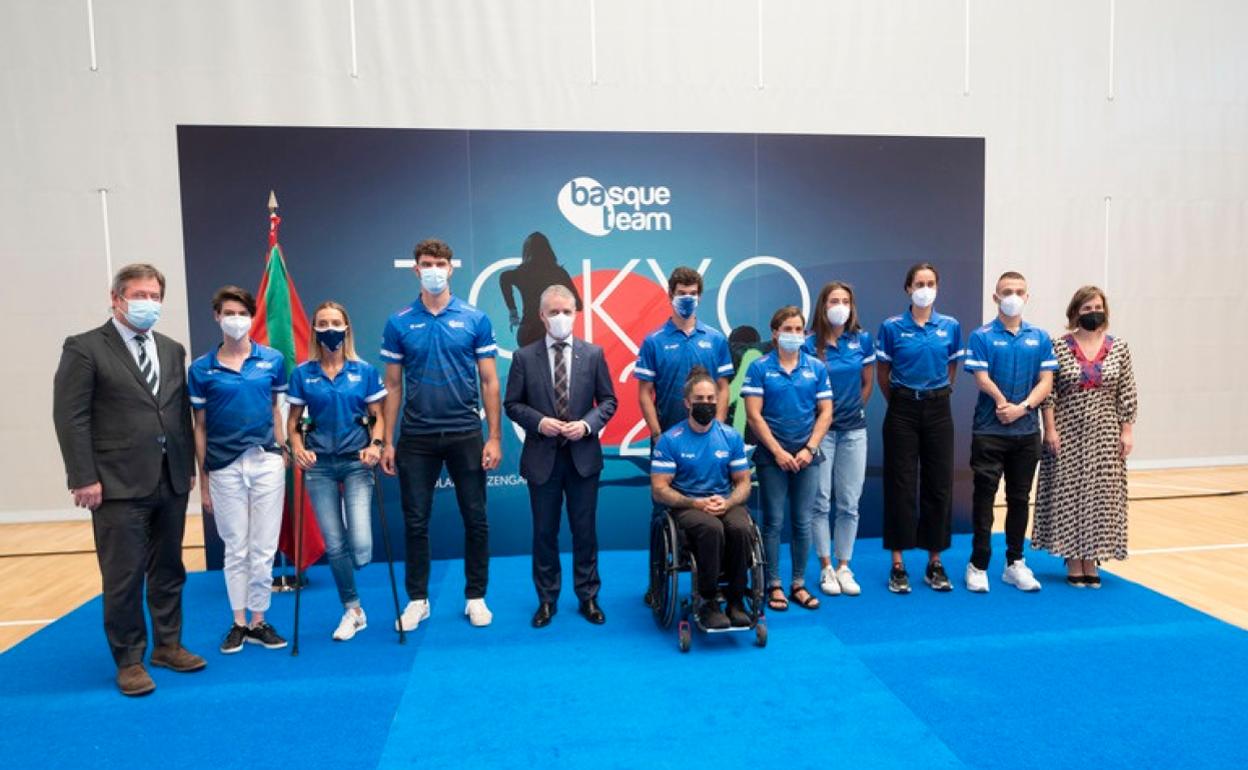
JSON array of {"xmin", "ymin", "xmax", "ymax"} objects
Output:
[{"xmin": 286, "ymin": 301, "xmax": 388, "ymax": 641}]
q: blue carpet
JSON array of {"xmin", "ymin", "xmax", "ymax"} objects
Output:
[{"xmin": 2, "ymin": 535, "xmax": 1245, "ymax": 769}]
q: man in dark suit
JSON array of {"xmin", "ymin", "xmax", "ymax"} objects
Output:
[
  {"xmin": 53, "ymin": 263, "xmax": 205, "ymax": 696},
  {"xmin": 504, "ymin": 284, "xmax": 617, "ymax": 627}
]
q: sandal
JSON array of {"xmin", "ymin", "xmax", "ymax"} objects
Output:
[
  {"xmin": 767, "ymin": 587, "xmax": 789, "ymax": 612},
  {"xmin": 789, "ymin": 585, "xmax": 820, "ymax": 610}
]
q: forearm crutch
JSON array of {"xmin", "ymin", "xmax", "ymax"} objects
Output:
[
  {"xmin": 359, "ymin": 415, "xmax": 405, "ymax": 644},
  {"xmin": 291, "ymin": 416, "xmax": 312, "ymax": 656}
]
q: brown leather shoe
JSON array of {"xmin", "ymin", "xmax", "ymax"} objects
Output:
[
  {"xmin": 116, "ymin": 663, "xmax": 156, "ymax": 696},
  {"xmin": 150, "ymin": 645, "xmax": 207, "ymax": 673}
]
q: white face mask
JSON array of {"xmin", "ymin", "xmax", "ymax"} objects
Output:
[
  {"xmin": 546, "ymin": 312, "xmax": 574, "ymax": 340},
  {"xmin": 220, "ymin": 315, "xmax": 251, "ymax": 341},
  {"xmin": 825, "ymin": 304, "xmax": 851, "ymax": 327},
  {"xmin": 910, "ymin": 286, "xmax": 937, "ymax": 308},
  {"xmin": 998, "ymin": 294, "xmax": 1026, "ymax": 318},
  {"xmin": 420, "ymin": 266, "xmax": 449, "ymax": 295}
]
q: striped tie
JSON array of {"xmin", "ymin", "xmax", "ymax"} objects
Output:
[
  {"xmin": 553, "ymin": 342, "xmax": 569, "ymax": 419},
  {"xmin": 134, "ymin": 334, "xmax": 158, "ymax": 397}
]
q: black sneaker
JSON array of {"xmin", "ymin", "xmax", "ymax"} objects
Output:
[
  {"xmin": 699, "ymin": 600, "xmax": 731, "ymax": 630},
  {"xmin": 220, "ymin": 624, "xmax": 248, "ymax": 654},
  {"xmin": 245, "ymin": 622, "xmax": 288, "ymax": 649},
  {"xmin": 888, "ymin": 566, "xmax": 912, "ymax": 594},
  {"xmin": 726, "ymin": 603, "xmax": 751, "ymax": 628},
  {"xmin": 925, "ymin": 562, "xmax": 954, "ymax": 592}
]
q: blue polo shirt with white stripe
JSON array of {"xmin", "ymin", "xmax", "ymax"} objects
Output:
[
  {"xmin": 803, "ymin": 330, "xmax": 875, "ymax": 432},
  {"xmin": 875, "ymin": 310, "xmax": 965, "ymax": 391},
  {"xmin": 380, "ymin": 295, "xmax": 497, "ymax": 435},
  {"xmin": 188, "ymin": 342, "xmax": 288, "ymax": 471},
  {"xmin": 651, "ymin": 420, "xmax": 749, "ymax": 498},
  {"xmin": 964, "ymin": 318, "xmax": 1058, "ymax": 436},
  {"xmin": 634, "ymin": 319, "xmax": 734, "ymax": 432},
  {"xmin": 287, "ymin": 359, "xmax": 388, "ymax": 455},
  {"xmin": 740, "ymin": 351, "xmax": 833, "ymax": 449}
]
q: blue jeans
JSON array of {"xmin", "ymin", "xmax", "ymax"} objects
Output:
[
  {"xmin": 812, "ymin": 428, "xmax": 868, "ymax": 564},
  {"xmin": 304, "ymin": 454, "xmax": 375, "ymax": 608},
  {"xmin": 757, "ymin": 458, "xmax": 820, "ymax": 589}
]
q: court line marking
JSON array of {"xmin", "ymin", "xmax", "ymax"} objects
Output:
[
  {"xmin": 1130, "ymin": 543, "xmax": 1248, "ymax": 556},
  {"xmin": 0, "ymin": 619, "xmax": 54, "ymax": 627},
  {"xmin": 1130, "ymin": 482, "xmax": 1232, "ymax": 495}
]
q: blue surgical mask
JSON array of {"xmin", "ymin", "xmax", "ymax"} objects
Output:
[
  {"xmin": 420, "ymin": 266, "xmax": 449, "ymax": 295},
  {"xmin": 316, "ymin": 328, "xmax": 347, "ymax": 352},
  {"xmin": 778, "ymin": 332, "xmax": 805, "ymax": 353},
  {"xmin": 672, "ymin": 294, "xmax": 698, "ymax": 319},
  {"xmin": 124, "ymin": 298, "xmax": 161, "ymax": 330}
]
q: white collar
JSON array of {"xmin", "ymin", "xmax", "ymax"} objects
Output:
[
  {"xmin": 546, "ymin": 334, "xmax": 572, "ymax": 350},
  {"xmin": 111, "ymin": 316, "xmax": 148, "ymax": 343}
]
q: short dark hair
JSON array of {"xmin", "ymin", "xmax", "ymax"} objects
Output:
[
  {"xmin": 667, "ymin": 266, "xmax": 703, "ymax": 297},
  {"xmin": 682, "ymin": 365, "xmax": 716, "ymax": 399},
  {"xmin": 111, "ymin": 263, "xmax": 166, "ymax": 299},
  {"xmin": 997, "ymin": 271, "xmax": 1026, "ymax": 283},
  {"xmin": 769, "ymin": 305, "xmax": 805, "ymax": 332},
  {"xmin": 904, "ymin": 262, "xmax": 940, "ymax": 289},
  {"xmin": 413, "ymin": 238, "xmax": 453, "ymax": 262},
  {"xmin": 212, "ymin": 285, "xmax": 257, "ymax": 316}
]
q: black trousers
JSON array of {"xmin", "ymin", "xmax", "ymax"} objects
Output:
[
  {"xmin": 90, "ymin": 460, "xmax": 188, "ymax": 667},
  {"xmin": 529, "ymin": 445, "xmax": 601, "ymax": 603},
  {"xmin": 970, "ymin": 432, "xmax": 1041, "ymax": 570},
  {"xmin": 882, "ymin": 393, "xmax": 954, "ymax": 552},
  {"xmin": 396, "ymin": 430, "xmax": 489, "ymax": 600},
  {"xmin": 671, "ymin": 505, "xmax": 752, "ymax": 603}
]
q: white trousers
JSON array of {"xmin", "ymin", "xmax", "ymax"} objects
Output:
[{"xmin": 209, "ymin": 446, "xmax": 286, "ymax": 613}]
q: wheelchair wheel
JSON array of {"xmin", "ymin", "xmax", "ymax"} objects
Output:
[
  {"xmin": 755, "ymin": 622, "xmax": 767, "ymax": 648},
  {"xmin": 745, "ymin": 520, "xmax": 768, "ymax": 623},
  {"xmin": 649, "ymin": 514, "xmax": 679, "ymax": 629}
]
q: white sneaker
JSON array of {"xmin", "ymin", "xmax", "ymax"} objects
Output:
[
  {"xmin": 965, "ymin": 563, "xmax": 990, "ymax": 593},
  {"xmin": 332, "ymin": 608, "xmax": 367, "ymax": 641},
  {"xmin": 465, "ymin": 598, "xmax": 493, "ymax": 627},
  {"xmin": 819, "ymin": 565, "xmax": 841, "ymax": 596},
  {"xmin": 1003, "ymin": 559, "xmax": 1042, "ymax": 592},
  {"xmin": 836, "ymin": 565, "xmax": 861, "ymax": 596},
  {"xmin": 396, "ymin": 599, "xmax": 430, "ymax": 631}
]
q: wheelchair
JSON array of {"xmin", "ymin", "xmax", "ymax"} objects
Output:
[{"xmin": 648, "ymin": 507, "xmax": 768, "ymax": 652}]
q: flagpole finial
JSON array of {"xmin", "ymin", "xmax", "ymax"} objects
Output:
[
  {"xmin": 267, "ymin": 190, "xmax": 281, "ymax": 248},
  {"xmin": 268, "ymin": 190, "xmax": 279, "ymax": 211}
]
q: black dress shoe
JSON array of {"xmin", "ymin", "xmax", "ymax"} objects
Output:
[
  {"xmin": 531, "ymin": 602, "xmax": 556, "ymax": 628},
  {"xmin": 578, "ymin": 598, "xmax": 606, "ymax": 625}
]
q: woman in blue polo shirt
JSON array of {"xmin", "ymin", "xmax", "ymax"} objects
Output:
[
  {"xmin": 805, "ymin": 281, "xmax": 874, "ymax": 597},
  {"xmin": 875, "ymin": 263, "xmax": 964, "ymax": 594},
  {"xmin": 287, "ymin": 301, "xmax": 387, "ymax": 642},
  {"xmin": 743, "ymin": 306, "xmax": 833, "ymax": 612},
  {"xmin": 189, "ymin": 286, "xmax": 290, "ymax": 654}
]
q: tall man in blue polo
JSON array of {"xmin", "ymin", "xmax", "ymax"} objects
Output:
[
  {"xmin": 634, "ymin": 266, "xmax": 734, "ymax": 437},
  {"xmin": 380, "ymin": 238, "xmax": 503, "ymax": 629},
  {"xmin": 963, "ymin": 271, "xmax": 1056, "ymax": 593}
]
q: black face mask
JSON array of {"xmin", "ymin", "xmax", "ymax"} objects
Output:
[
  {"xmin": 1077, "ymin": 311, "xmax": 1106, "ymax": 332},
  {"xmin": 689, "ymin": 402, "xmax": 717, "ymax": 427}
]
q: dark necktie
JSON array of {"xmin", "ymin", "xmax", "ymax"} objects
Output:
[
  {"xmin": 134, "ymin": 334, "xmax": 158, "ymax": 396},
  {"xmin": 553, "ymin": 342, "xmax": 569, "ymax": 419}
]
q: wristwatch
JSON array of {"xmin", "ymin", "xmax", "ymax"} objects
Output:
[
  {"xmin": 804, "ymin": 445, "xmax": 818, "ymax": 455},
  {"xmin": 371, "ymin": 438, "xmax": 385, "ymax": 447}
]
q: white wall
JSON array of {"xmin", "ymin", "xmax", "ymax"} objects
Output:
[{"xmin": 2, "ymin": 0, "xmax": 1244, "ymax": 520}]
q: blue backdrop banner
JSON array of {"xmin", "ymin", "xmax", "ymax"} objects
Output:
[{"xmin": 176, "ymin": 127, "xmax": 985, "ymax": 567}]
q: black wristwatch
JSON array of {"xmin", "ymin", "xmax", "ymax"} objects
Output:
[
  {"xmin": 371, "ymin": 438, "xmax": 385, "ymax": 447},
  {"xmin": 804, "ymin": 445, "xmax": 818, "ymax": 455}
]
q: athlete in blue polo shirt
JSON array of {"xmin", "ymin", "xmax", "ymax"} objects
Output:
[
  {"xmin": 651, "ymin": 368, "xmax": 753, "ymax": 630},
  {"xmin": 286, "ymin": 301, "xmax": 388, "ymax": 641},
  {"xmin": 743, "ymin": 306, "xmax": 833, "ymax": 612},
  {"xmin": 189, "ymin": 286, "xmax": 290, "ymax": 653},
  {"xmin": 379, "ymin": 238, "xmax": 502, "ymax": 631},
  {"xmin": 804, "ymin": 280, "xmax": 875, "ymax": 597},
  {"xmin": 962, "ymin": 271, "xmax": 1056, "ymax": 594},
  {"xmin": 875, "ymin": 262, "xmax": 964, "ymax": 594},
  {"xmin": 634, "ymin": 266, "xmax": 734, "ymax": 437}
]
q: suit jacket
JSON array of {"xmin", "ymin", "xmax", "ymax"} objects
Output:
[
  {"xmin": 504, "ymin": 336, "xmax": 617, "ymax": 486},
  {"xmin": 53, "ymin": 320, "xmax": 196, "ymax": 500}
]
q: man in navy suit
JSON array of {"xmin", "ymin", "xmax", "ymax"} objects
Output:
[{"xmin": 504, "ymin": 285, "xmax": 617, "ymax": 627}]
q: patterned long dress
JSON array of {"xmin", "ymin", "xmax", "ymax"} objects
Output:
[{"xmin": 1032, "ymin": 334, "xmax": 1138, "ymax": 561}]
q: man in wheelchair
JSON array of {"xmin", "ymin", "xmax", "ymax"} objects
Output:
[{"xmin": 650, "ymin": 367, "xmax": 754, "ymax": 630}]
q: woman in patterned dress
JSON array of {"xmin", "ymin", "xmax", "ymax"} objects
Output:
[{"xmin": 1033, "ymin": 286, "xmax": 1138, "ymax": 587}]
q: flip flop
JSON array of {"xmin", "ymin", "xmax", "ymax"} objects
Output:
[{"xmin": 789, "ymin": 585, "xmax": 820, "ymax": 610}]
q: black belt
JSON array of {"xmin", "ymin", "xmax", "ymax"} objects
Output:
[{"xmin": 892, "ymin": 385, "xmax": 951, "ymax": 401}]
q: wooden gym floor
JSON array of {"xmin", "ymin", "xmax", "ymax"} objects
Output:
[{"xmin": 1, "ymin": 466, "xmax": 1244, "ymax": 653}]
